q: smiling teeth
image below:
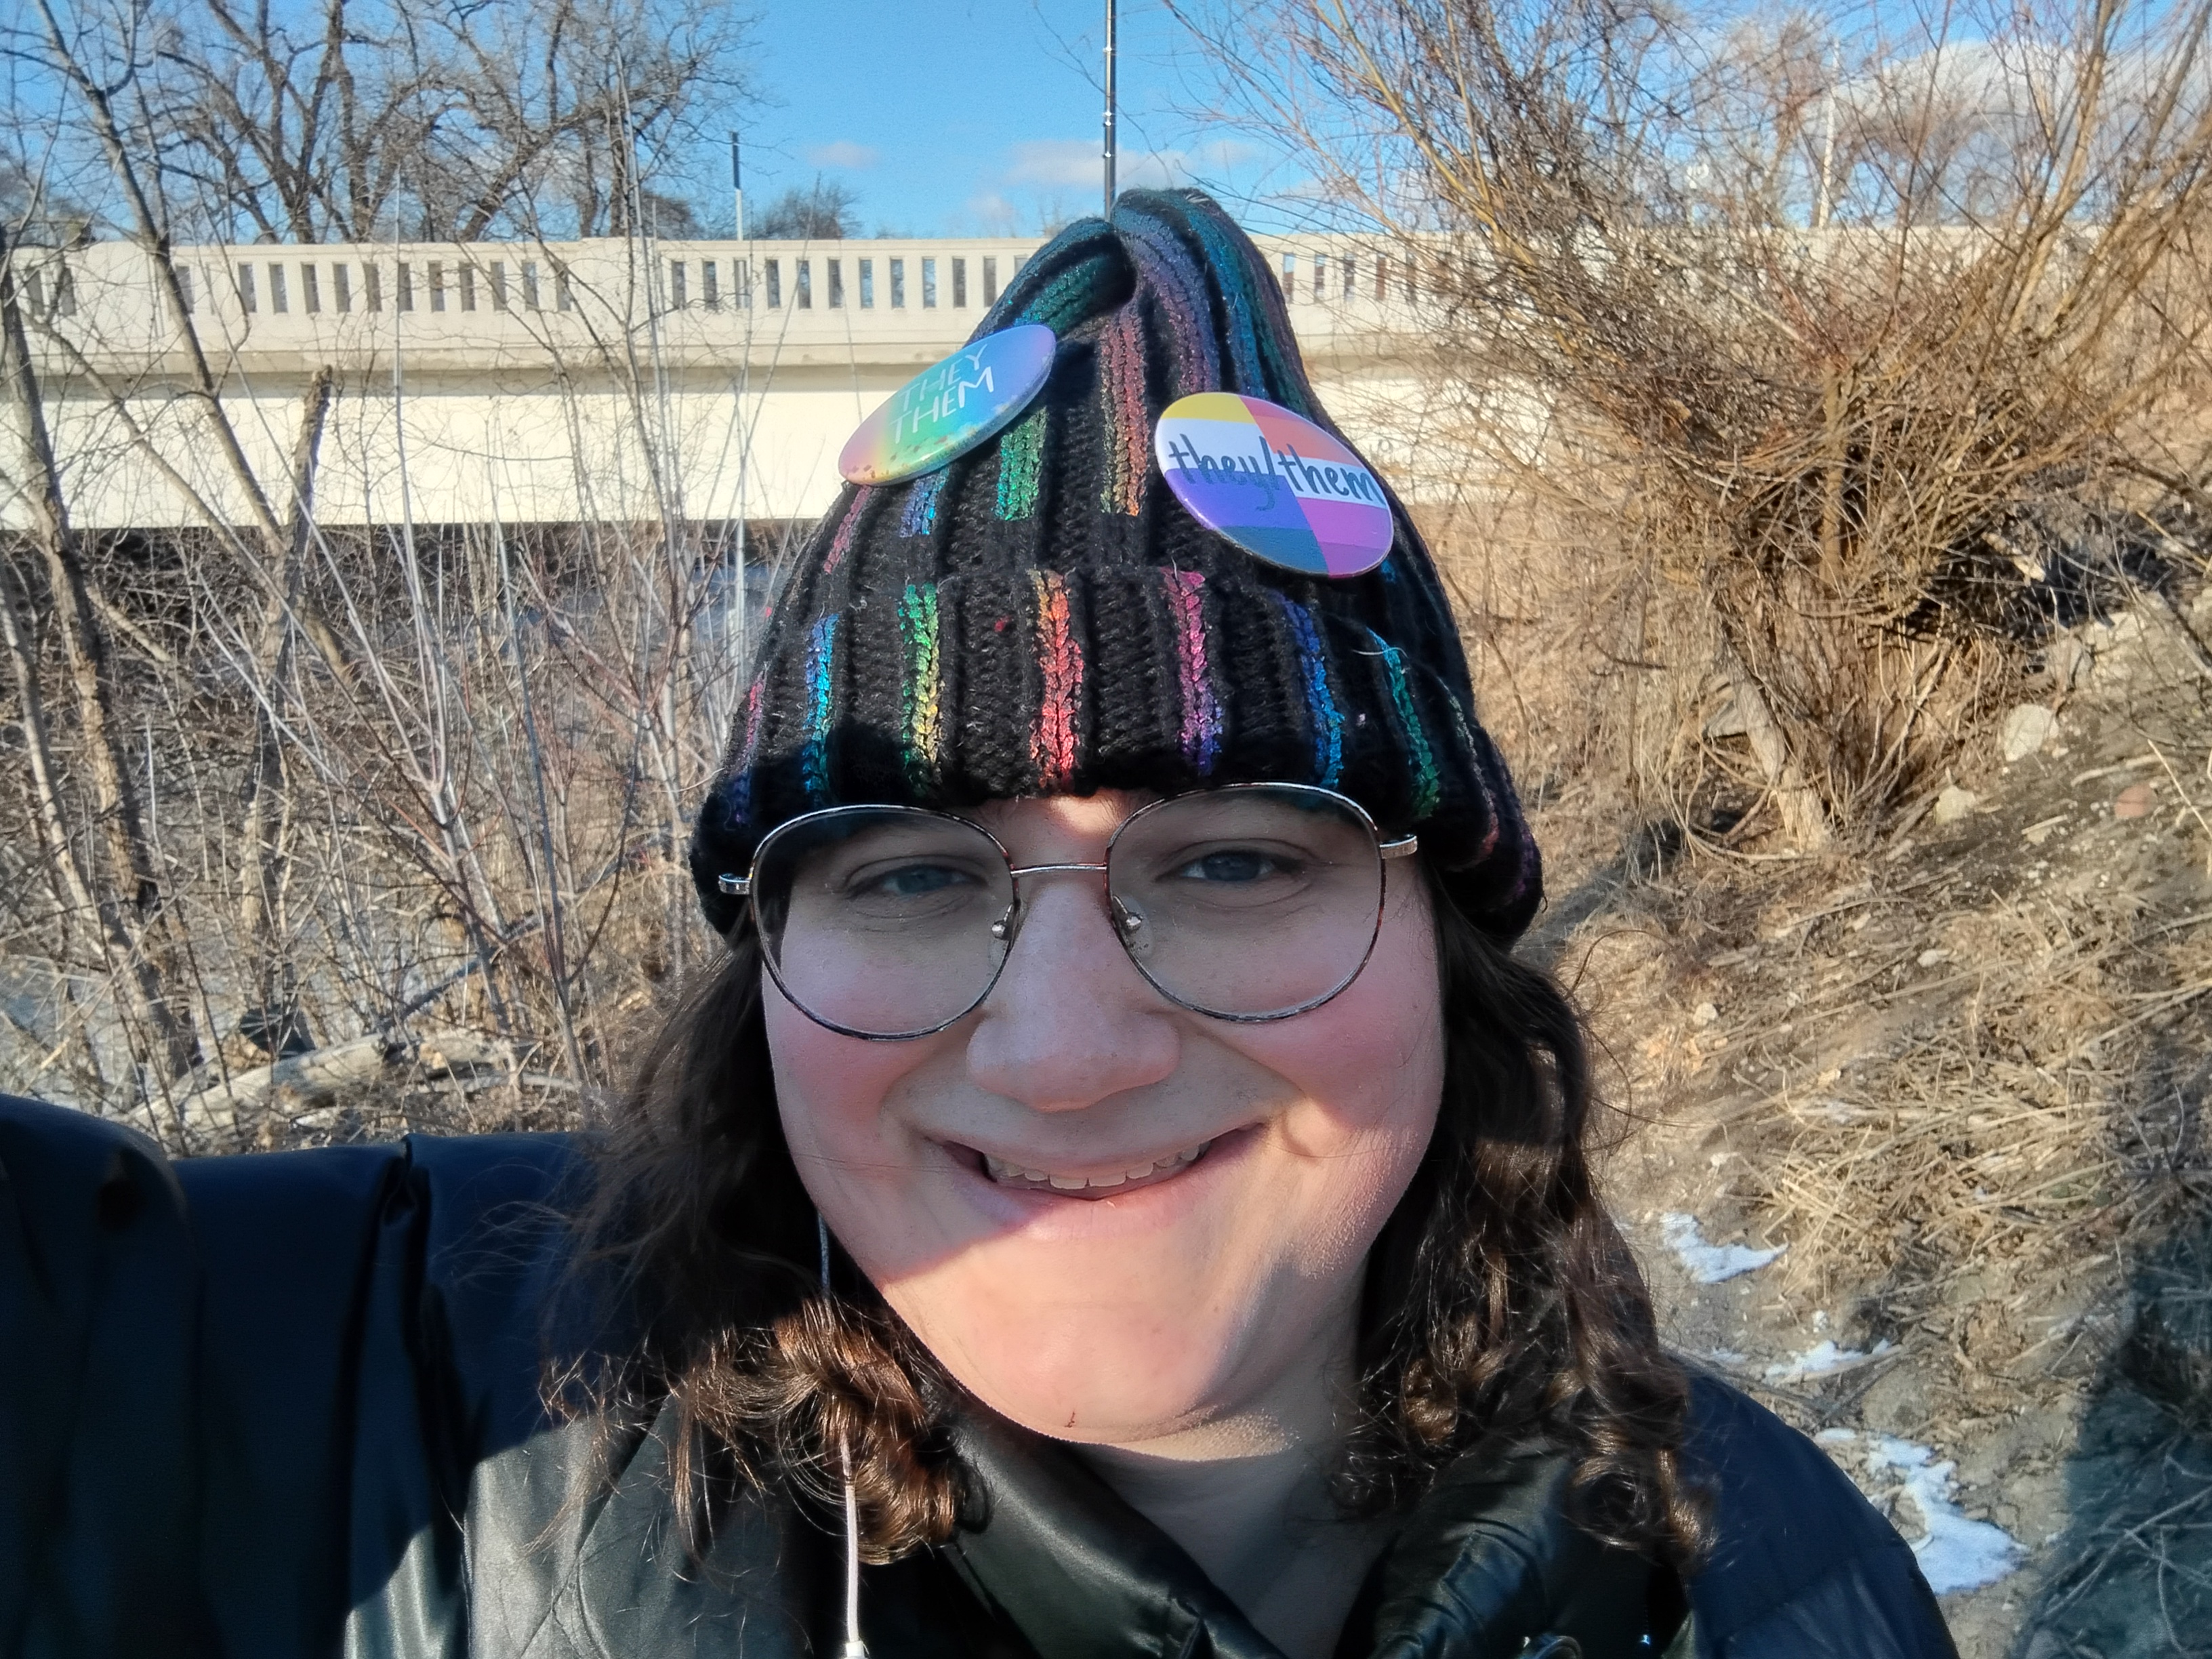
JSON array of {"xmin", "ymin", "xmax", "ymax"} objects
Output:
[{"xmin": 985, "ymin": 1142, "xmax": 1211, "ymax": 1189}]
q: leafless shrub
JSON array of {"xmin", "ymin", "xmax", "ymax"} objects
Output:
[
  {"xmin": 5, "ymin": 0, "xmax": 756, "ymax": 243},
  {"xmin": 0, "ymin": 0, "xmax": 770, "ymax": 1132},
  {"xmin": 1187, "ymin": 0, "xmax": 2212, "ymax": 844},
  {"xmin": 0, "ymin": 505, "xmax": 764, "ymax": 1136}
]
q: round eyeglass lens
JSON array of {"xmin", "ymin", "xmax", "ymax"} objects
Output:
[
  {"xmin": 752, "ymin": 807, "xmax": 1014, "ymax": 1038},
  {"xmin": 1107, "ymin": 787, "xmax": 1386, "ymax": 1019}
]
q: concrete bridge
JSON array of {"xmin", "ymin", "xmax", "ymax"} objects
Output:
[{"xmin": 5, "ymin": 231, "xmax": 1461, "ymax": 537}]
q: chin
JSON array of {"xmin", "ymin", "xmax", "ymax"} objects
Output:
[{"xmin": 881, "ymin": 1266, "xmax": 1259, "ymax": 1446}]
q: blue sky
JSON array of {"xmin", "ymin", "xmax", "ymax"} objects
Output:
[{"xmin": 730, "ymin": 0, "xmax": 1286, "ymax": 237}]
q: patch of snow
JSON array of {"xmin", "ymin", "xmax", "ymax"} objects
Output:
[
  {"xmin": 1660, "ymin": 1212, "xmax": 1784, "ymax": 1283},
  {"xmin": 1707, "ymin": 1349, "xmax": 1748, "ymax": 1366},
  {"xmin": 1820, "ymin": 1431, "xmax": 2023, "ymax": 1595},
  {"xmin": 1765, "ymin": 1337, "xmax": 1893, "ymax": 1380}
]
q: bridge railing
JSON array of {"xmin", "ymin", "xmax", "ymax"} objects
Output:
[{"xmin": 9, "ymin": 231, "xmax": 1437, "ymax": 377}]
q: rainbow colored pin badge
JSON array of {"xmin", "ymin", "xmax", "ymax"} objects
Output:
[
  {"xmin": 839, "ymin": 323, "xmax": 1057, "ymax": 486},
  {"xmin": 1154, "ymin": 393, "xmax": 1393, "ymax": 578}
]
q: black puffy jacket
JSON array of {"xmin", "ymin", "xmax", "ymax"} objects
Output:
[{"xmin": 0, "ymin": 1096, "xmax": 1957, "ymax": 1658}]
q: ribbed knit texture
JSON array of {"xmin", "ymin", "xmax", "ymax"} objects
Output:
[{"xmin": 693, "ymin": 188, "xmax": 1540, "ymax": 942}]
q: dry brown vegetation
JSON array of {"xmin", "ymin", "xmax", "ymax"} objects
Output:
[
  {"xmin": 1193, "ymin": 0, "xmax": 2212, "ymax": 844},
  {"xmin": 1, "ymin": 0, "xmax": 765, "ymax": 1134},
  {"xmin": 1516, "ymin": 605, "xmax": 2212, "ymax": 1654}
]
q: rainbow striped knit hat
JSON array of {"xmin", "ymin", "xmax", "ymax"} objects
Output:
[{"xmin": 691, "ymin": 189, "xmax": 1540, "ymax": 942}]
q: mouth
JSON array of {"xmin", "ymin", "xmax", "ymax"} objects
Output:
[{"xmin": 964, "ymin": 1138, "xmax": 1217, "ymax": 1200}]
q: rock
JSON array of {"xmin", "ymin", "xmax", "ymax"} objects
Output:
[
  {"xmin": 1919, "ymin": 947, "xmax": 1951, "ymax": 967},
  {"xmin": 1692, "ymin": 1001, "xmax": 1719, "ymax": 1027},
  {"xmin": 1945, "ymin": 1271, "xmax": 1988, "ymax": 1308},
  {"xmin": 1934, "ymin": 785, "xmax": 1980, "ymax": 824},
  {"xmin": 2001, "ymin": 703, "xmax": 2058, "ymax": 762},
  {"xmin": 2114, "ymin": 781, "xmax": 2154, "ymax": 820},
  {"xmin": 2082, "ymin": 609, "xmax": 2152, "ymax": 684}
]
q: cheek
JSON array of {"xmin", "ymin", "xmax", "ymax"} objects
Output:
[
  {"xmin": 1250, "ymin": 884, "xmax": 1444, "ymax": 1165},
  {"xmin": 764, "ymin": 981, "xmax": 930, "ymax": 1212}
]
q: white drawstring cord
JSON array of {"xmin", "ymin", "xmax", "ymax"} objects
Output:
[
  {"xmin": 840, "ymin": 1435, "xmax": 867, "ymax": 1657},
  {"xmin": 819, "ymin": 1214, "xmax": 871, "ymax": 1658}
]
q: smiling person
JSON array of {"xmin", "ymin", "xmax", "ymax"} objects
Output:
[{"xmin": 0, "ymin": 192, "xmax": 1955, "ymax": 1659}]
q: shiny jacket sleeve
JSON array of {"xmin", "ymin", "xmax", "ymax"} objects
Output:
[
  {"xmin": 1683, "ymin": 1376, "xmax": 1959, "ymax": 1659},
  {"xmin": 0, "ymin": 1092, "xmax": 584, "ymax": 1659},
  {"xmin": 179, "ymin": 1124, "xmax": 579, "ymax": 1657},
  {"xmin": 0, "ymin": 1095, "xmax": 211, "ymax": 1657}
]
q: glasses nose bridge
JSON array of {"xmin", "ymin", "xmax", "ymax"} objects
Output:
[
  {"xmin": 991, "ymin": 858, "xmax": 1132, "ymax": 951},
  {"xmin": 1000, "ymin": 861, "xmax": 1115, "ymax": 927},
  {"xmin": 1005, "ymin": 859, "xmax": 1111, "ymax": 886}
]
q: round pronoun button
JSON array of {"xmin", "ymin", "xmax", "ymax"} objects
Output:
[
  {"xmin": 839, "ymin": 323, "xmax": 1058, "ymax": 486},
  {"xmin": 1154, "ymin": 392, "xmax": 1394, "ymax": 577}
]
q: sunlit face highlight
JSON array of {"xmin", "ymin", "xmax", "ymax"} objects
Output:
[{"xmin": 766, "ymin": 790, "xmax": 1443, "ymax": 1450}]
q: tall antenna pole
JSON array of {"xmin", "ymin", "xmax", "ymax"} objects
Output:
[
  {"xmin": 1102, "ymin": 0, "xmax": 1118, "ymax": 216},
  {"xmin": 1812, "ymin": 40, "xmax": 1838, "ymax": 231},
  {"xmin": 730, "ymin": 129, "xmax": 745, "ymax": 239}
]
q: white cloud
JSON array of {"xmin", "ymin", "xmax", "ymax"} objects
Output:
[
  {"xmin": 954, "ymin": 136, "xmax": 1275, "ymax": 232},
  {"xmin": 1006, "ymin": 138, "xmax": 1111, "ymax": 190},
  {"xmin": 964, "ymin": 190, "xmax": 1023, "ymax": 233},
  {"xmin": 1002, "ymin": 137, "xmax": 1264, "ymax": 194},
  {"xmin": 1179, "ymin": 138, "xmax": 1267, "ymax": 177},
  {"xmin": 807, "ymin": 140, "xmax": 878, "ymax": 170}
]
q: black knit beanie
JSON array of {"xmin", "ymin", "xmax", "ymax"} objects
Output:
[{"xmin": 691, "ymin": 188, "xmax": 1540, "ymax": 943}]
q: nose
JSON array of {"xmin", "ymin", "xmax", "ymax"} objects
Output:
[{"xmin": 964, "ymin": 873, "xmax": 1181, "ymax": 1111}]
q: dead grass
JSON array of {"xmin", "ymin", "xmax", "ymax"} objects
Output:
[
  {"xmin": 1746, "ymin": 881, "xmax": 2207, "ymax": 1400},
  {"xmin": 1523, "ymin": 600, "xmax": 2212, "ymax": 1652},
  {"xmin": 1439, "ymin": 478, "xmax": 2212, "ymax": 1431}
]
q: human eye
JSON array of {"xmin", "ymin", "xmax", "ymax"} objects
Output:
[
  {"xmin": 863, "ymin": 862, "xmax": 974, "ymax": 899},
  {"xmin": 841, "ymin": 859, "xmax": 984, "ymax": 906},
  {"xmin": 1168, "ymin": 846, "xmax": 1300, "ymax": 884}
]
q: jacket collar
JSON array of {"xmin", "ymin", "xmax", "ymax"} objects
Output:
[
  {"xmin": 945, "ymin": 1406, "xmax": 1285, "ymax": 1659},
  {"xmin": 941, "ymin": 1409, "xmax": 1656, "ymax": 1659}
]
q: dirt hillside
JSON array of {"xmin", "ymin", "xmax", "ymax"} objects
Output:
[{"xmin": 1534, "ymin": 595, "xmax": 2212, "ymax": 1657}]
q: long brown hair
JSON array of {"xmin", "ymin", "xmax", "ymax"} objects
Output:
[{"xmin": 557, "ymin": 872, "xmax": 1706, "ymax": 1564}]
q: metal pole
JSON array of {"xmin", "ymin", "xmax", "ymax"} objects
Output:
[
  {"xmin": 1813, "ymin": 41, "xmax": 1837, "ymax": 231},
  {"xmin": 1102, "ymin": 0, "xmax": 1117, "ymax": 216},
  {"xmin": 731, "ymin": 129, "xmax": 745, "ymax": 239}
]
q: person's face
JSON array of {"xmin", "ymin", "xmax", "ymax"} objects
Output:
[{"xmin": 766, "ymin": 790, "xmax": 1444, "ymax": 1450}]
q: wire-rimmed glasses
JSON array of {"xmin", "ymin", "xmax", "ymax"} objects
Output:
[{"xmin": 716, "ymin": 783, "xmax": 1418, "ymax": 1040}]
